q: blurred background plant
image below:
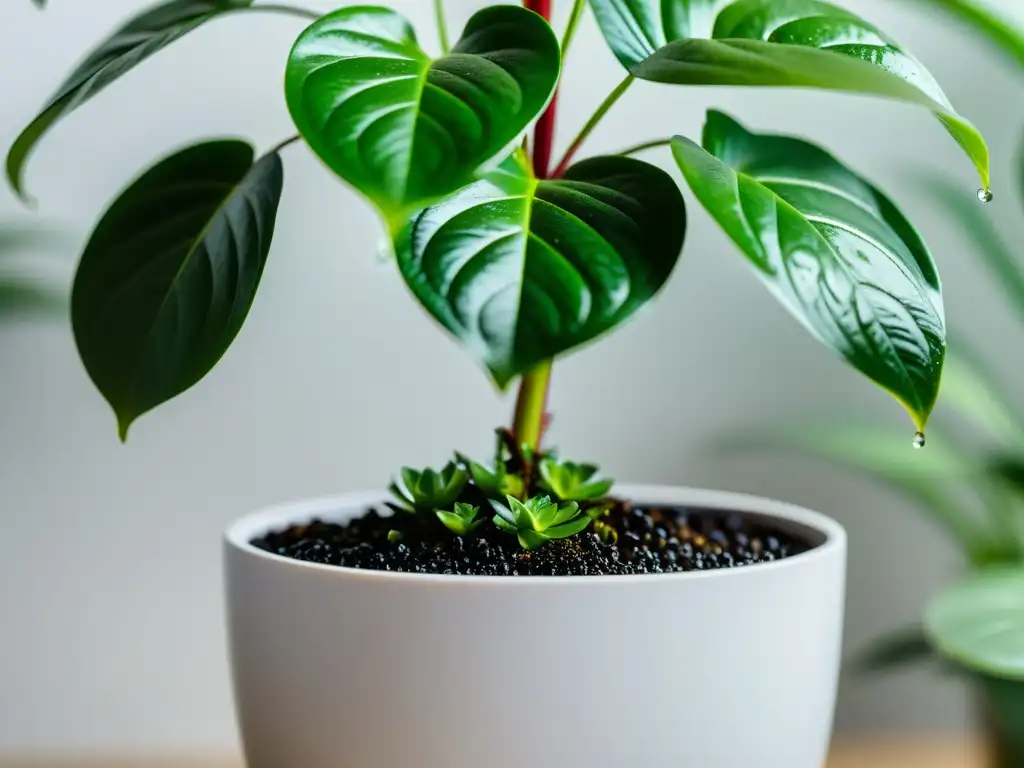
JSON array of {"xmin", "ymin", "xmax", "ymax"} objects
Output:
[
  {"xmin": 0, "ymin": 220, "xmax": 65, "ymax": 322},
  {"xmin": 722, "ymin": 1, "xmax": 1024, "ymax": 763}
]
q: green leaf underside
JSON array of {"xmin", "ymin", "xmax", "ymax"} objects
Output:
[
  {"xmin": 7, "ymin": 0, "xmax": 254, "ymax": 200},
  {"xmin": 72, "ymin": 140, "xmax": 283, "ymax": 440},
  {"xmin": 285, "ymin": 5, "xmax": 560, "ymax": 227},
  {"xmin": 673, "ymin": 111, "xmax": 945, "ymax": 428},
  {"xmin": 925, "ymin": 568, "xmax": 1024, "ymax": 680},
  {"xmin": 588, "ymin": 0, "xmax": 989, "ymax": 188},
  {"xmin": 396, "ymin": 152, "xmax": 686, "ymax": 386}
]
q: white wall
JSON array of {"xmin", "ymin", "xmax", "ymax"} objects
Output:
[{"xmin": 1, "ymin": 0, "xmax": 1022, "ymax": 754}]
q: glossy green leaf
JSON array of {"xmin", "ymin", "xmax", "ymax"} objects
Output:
[
  {"xmin": 72, "ymin": 140, "xmax": 283, "ymax": 440},
  {"xmin": 717, "ymin": 421, "xmax": 991, "ymax": 555},
  {"xmin": 925, "ymin": 567, "xmax": 1024, "ymax": 680},
  {"xmin": 589, "ymin": 0, "xmax": 990, "ymax": 188},
  {"xmin": 285, "ymin": 5, "xmax": 560, "ymax": 227},
  {"xmin": 7, "ymin": 0, "xmax": 253, "ymax": 201},
  {"xmin": 396, "ymin": 151, "xmax": 686, "ymax": 386},
  {"xmin": 674, "ymin": 111, "xmax": 945, "ymax": 429},
  {"xmin": 848, "ymin": 626, "xmax": 935, "ymax": 676}
]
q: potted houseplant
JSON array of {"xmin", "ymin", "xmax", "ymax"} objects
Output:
[
  {"xmin": 10, "ymin": 0, "xmax": 995, "ymax": 765},
  {"xmin": 719, "ymin": 2, "xmax": 1024, "ymax": 764}
]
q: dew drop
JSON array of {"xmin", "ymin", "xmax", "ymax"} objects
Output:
[
  {"xmin": 978, "ymin": 188, "xmax": 994, "ymax": 203},
  {"xmin": 913, "ymin": 431, "xmax": 926, "ymax": 449}
]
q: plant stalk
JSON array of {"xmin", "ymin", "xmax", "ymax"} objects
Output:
[
  {"xmin": 617, "ymin": 137, "xmax": 672, "ymax": 157},
  {"xmin": 512, "ymin": 361, "xmax": 553, "ymax": 453},
  {"xmin": 434, "ymin": 0, "xmax": 451, "ymax": 54},
  {"xmin": 511, "ymin": 0, "xmax": 557, "ymax": 452},
  {"xmin": 551, "ymin": 74, "xmax": 634, "ymax": 177},
  {"xmin": 250, "ymin": 3, "xmax": 321, "ymax": 20},
  {"xmin": 560, "ymin": 0, "xmax": 587, "ymax": 57}
]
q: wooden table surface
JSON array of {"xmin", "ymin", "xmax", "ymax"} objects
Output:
[{"xmin": 0, "ymin": 740, "xmax": 987, "ymax": 767}]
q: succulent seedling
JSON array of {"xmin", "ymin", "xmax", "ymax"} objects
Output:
[
  {"xmin": 456, "ymin": 452, "xmax": 525, "ymax": 500},
  {"xmin": 436, "ymin": 503, "xmax": 485, "ymax": 537},
  {"xmin": 538, "ymin": 457, "xmax": 614, "ymax": 502},
  {"xmin": 492, "ymin": 495, "xmax": 593, "ymax": 551},
  {"xmin": 389, "ymin": 463, "xmax": 468, "ymax": 514}
]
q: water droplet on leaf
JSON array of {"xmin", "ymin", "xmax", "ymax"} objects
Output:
[
  {"xmin": 978, "ymin": 188, "xmax": 994, "ymax": 203},
  {"xmin": 913, "ymin": 431, "xmax": 926, "ymax": 449}
]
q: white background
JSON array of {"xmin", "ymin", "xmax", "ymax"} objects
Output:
[{"xmin": 1, "ymin": 0, "xmax": 1023, "ymax": 755}]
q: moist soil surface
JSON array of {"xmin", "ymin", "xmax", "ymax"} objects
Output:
[{"xmin": 252, "ymin": 503, "xmax": 811, "ymax": 576}]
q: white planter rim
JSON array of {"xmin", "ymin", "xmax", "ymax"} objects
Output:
[{"xmin": 225, "ymin": 483, "xmax": 845, "ymax": 585}]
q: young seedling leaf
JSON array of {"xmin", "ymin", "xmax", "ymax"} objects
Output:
[
  {"xmin": 925, "ymin": 567, "xmax": 1024, "ymax": 680},
  {"xmin": 285, "ymin": 5, "xmax": 560, "ymax": 228},
  {"xmin": 588, "ymin": 0, "xmax": 989, "ymax": 188},
  {"xmin": 436, "ymin": 503, "xmax": 484, "ymax": 536},
  {"xmin": 396, "ymin": 152, "xmax": 686, "ymax": 387},
  {"xmin": 7, "ymin": 0, "xmax": 254, "ymax": 201},
  {"xmin": 673, "ymin": 111, "xmax": 945, "ymax": 430},
  {"xmin": 72, "ymin": 140, "xmax": 283, "ymax": 440}
]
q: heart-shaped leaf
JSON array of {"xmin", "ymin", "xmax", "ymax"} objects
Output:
[
  {"xmin": 925, "ymin": 567, "xmax": 1024, "ymax": 680},
  {"xmin": 7, "ymin": 0, "xmax": 254, "ymax": 201},
  {"xmin": 589, "ymin": 0, "xmax": 990, "ymax": 189},
  {"xmin": 673, "ymin": 111, "xmax": 945, "ymax": 429},
  {"xmin": 72, "ymin": 139, "xmax": 283, "ymax": 440},
  {"xmin": 285, "ymin": 5, "xmax": 560, "ymax": 228},
  {"xmin": 395, "ymin": 151, "xmax": 686, "ymax": 386}
]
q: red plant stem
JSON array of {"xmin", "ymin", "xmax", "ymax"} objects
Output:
[
  {"xmin": 511, "ymin": 0, "xmax": 557, "ymax": 451},
  {"xmin": 524, "ymin": 0, "xmax": 557, "ymax": 179}
]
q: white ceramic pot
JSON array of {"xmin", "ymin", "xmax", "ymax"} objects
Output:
[{"xmin": 225, "ymin": 485, "xmax": 846, "ymax": 768}]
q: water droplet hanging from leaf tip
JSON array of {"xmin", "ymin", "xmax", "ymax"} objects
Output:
[
  {"xmin": 913, "ymin": 431, "xmax": 926, "ymax": 449},
  {"xmin": 978, "ymin": 188, "xmax": 993, "ymax": 203}
]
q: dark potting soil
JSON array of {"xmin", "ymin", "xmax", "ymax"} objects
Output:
[{"xmin": 251, "ymin": 504, "xmax": 812, "ymax": 576}]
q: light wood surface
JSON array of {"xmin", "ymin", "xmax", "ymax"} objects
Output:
[{"xmin": 0, "ymin": 740, "xmax": 987, "ymax": 767}]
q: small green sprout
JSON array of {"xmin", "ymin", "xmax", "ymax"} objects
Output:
[
  {"xmin": 538, "ymin": 457, "xmax": 614, "ymax": 502},
  {"xmin": 436, "ymin": 502, "xmax": 484, "ymax": 536},
  {"xmin": 389, "ymin": 462, "xmax": 468, "ymax": 513},
  {"xmin": 456, "ymin": 452, "xmax": 524, "ymax": 499},
  {"xmin": 492, "ymin": 494, "xmax": 593, "ymax": 550},
  {"xmin": 387, "ymin": 529, "xmax": 403, "ymax": 544}
]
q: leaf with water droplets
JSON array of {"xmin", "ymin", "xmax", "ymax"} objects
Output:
[
  {"xmin": 395, "ymin": 152, "xmax": 686, "ymax": 386},
  {"xmin": 673, "ymin": 111, "xmax": 945, "ymax": 429},
  {"xmin": 589, "ymin": 0, "xmax": 990, "ymax": 189}
]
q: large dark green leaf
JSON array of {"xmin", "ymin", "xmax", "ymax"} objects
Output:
[
  {"xmin": 395, "ymin": 151, "xmax": 686, "ymax": 386},
  {"xmin": 7, "ymin": 0, "xmax": 253, "ymax": 200},
  {"xmin": 925, "ymin": 567, "xmax": 1024, "ymax": 680},
  {"xmin": 72, "ymin": 140, "xmax": 283, "ymax": 440},
  {"xmin": 673, "ymin": 111, "xmax": 946, "ymax": 429},
  {"xmin": 285, "ymin": 5, "xmax": 560, "ymax": 228},
  {"xmin": 589, "ymin": 0, "xmax": 989, "ymax": 189}
]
